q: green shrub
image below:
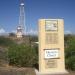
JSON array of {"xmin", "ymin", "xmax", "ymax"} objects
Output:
[
  {"xmin": 65, "ymin": 35, "xmax": 75, "ymax": 70},
  {"xmin": 65, "ymin": 56, "xmax": 75, "ymax": 70},
  {"xmin": 8, "ymin": 44, "xmax": 38, "ymax": 67},
  {"xmin": 0, "ymin": 36, "xmax": 16, "ymax": 47}
]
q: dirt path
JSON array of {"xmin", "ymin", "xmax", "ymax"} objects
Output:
[
  {"xmin": 0, "ymin": 67, "xmax": 35, "ymax": 75},
  {"xmin": 0, "ymin": 67, "xmax": 75, "ymax": 75}
]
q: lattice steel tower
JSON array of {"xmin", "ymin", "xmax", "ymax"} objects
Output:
[{"xmin": 16, "ymin": 0, "xmax": 25, "ymax": 38}]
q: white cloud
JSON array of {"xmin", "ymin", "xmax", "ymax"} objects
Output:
[
  {"xmin": 26, "ymin": 29, "xmax": 38, "ymax": 35},
  {"xmin": 65, "ymin": 30, "xmax": 72, "ymax": 34},
  {"xmin": 11, "ymin": 30, "xmax": 17, "ymax": 33},
  {"xmin": 0, "ymin": 28, "xmax": 9, "ymax": 36},
  {"xmin": 0, "ymin": 28, "xmax": 5, "ymax": 34},
  {"xmin": 11, "ymin": 29, "xmax": 38, "ymax": 35}
]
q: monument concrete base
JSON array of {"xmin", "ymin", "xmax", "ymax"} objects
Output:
[{"xmin": 35, "ymin": 69, "xmax": 68, "ymax": 75}]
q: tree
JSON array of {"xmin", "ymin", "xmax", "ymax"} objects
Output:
[{"xmin": 9, "ymin": 33, "xmax": 16, "ymax": 37}]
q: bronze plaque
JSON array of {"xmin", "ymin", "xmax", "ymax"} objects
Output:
[
  {"xmin": 46, "ymin": 33, "xmax": 58, "ymax": 44},
  {"xmin": 45, "ymin": 59, "xmax": 57, "ymax": 68}
]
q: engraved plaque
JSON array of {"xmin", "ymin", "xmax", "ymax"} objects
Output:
[
  {"xmin": 45, "ymin": 59, "xmax": 57, "ymax": 68},
  {"xmin": 46, "ymin": 33, "xmax": 58, "ymax": 44},
  {"xmin": 45, "ymin": 20, "xmax": 58, "ymax": 31}
]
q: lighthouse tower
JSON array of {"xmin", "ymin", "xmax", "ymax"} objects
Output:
[{"xmin": 16, "ymin": 0, "xmax": 25, "ymax": 38}]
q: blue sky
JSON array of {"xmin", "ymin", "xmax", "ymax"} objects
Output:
[{"xmin": 0, "ymin": 0, "xmax": 75, "ymax": 34}]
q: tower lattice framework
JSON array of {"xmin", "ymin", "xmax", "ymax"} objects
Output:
[{"xmin": 17, "ymin": 0, "xmax": 25, "ymax": 38}]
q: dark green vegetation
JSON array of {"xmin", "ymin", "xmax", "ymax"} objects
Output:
[
  {"xmin": 0, "ymin": 35, "xmax": 38, "ymax": 68},
  {"xmin": 0, "ymin": 34, "xmax": 75, "ymax": 71},
  {"xmin": 8, "ymin": 44, "xmax": 38, "ymax": 67},
  {"xmin": 0, "ymin": 36, "xmax": 16, "ymax": 47},
  {"xmin": 65, "ymin": 34, "xmax": 75, "ymax": 70}
]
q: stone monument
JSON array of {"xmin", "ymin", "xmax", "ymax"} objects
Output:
[{"xmin": 38, "ymin": 19, "xmax": 67, "ymax": 75}]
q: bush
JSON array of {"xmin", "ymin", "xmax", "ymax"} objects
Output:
[
  {"xmin": 0, "ymin": 36, "xmax": 38, "ymax": 68},
  {"xmin": 8, "ymin": 44, "xmax": 38, "ymax": 67},
  {"xmin": 0, "ymin": 36, "xmax": 16, "ymax": 47},
  {"xmin": 66, "ymin": 56, "xmax": 75, "ymax": 70},
  {"xmin": 65, "ymin": 35, "xmax": 75, "ymax": 70}
]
